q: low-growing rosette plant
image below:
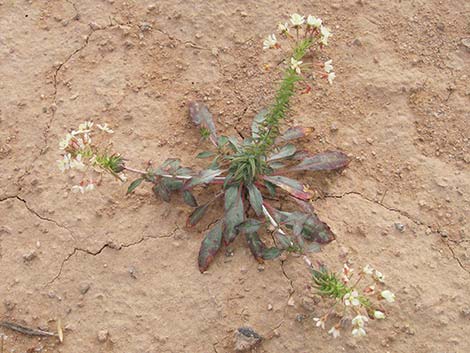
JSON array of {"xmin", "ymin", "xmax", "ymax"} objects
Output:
[{"xmin": 57, "ymin": 13, "xmax": 349, "ymax": 272}]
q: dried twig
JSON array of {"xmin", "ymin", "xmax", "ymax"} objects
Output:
[{"xmin": 0, "ymin": 321, "xmax": 57, "ymax": 338}]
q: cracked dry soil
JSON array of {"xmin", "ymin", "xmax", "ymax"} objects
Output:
[{"xmin": 0, "ymin": 1, "xmax": 469, "ymax": 352}]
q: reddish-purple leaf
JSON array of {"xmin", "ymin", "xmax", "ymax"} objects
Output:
[
  {"xmin": 223, "ymin": 185, "xmax": 244, "ymax": 244},
  {"xmin": 198, "ymin": 221, "xmax": 223, "ymax": 272},
  {"xmin": 237, "ymin": 218, "xmax": 263, "ymax": 234},
  {"xmin": 262, "ymin": 175, "xmax": 314, "ymax": 200},
  {"xmin": 290, "ymin": 151, "xmax": 350, "ymax": 172},
  {"xmin": 268, "ymin": 144, "xmax": 296, "ymax": 161},
  {"xmin": 183, "ymin": 190, "xmax": 198, "ymax": 207},
  {"xmin": 189, "ymin": 101, "xmax": 217, "ymax": 138},
  {"xmin": 245, "ymin": 232, "xmax": 265, "ymax": 263},
  {"xmin": 275, "ymin": 126, "xmax": 313, "ymax": 144},
  {"xmin": 262, "ymin": 247, "xmax": 282, "ymax": 260},
  {"xmin": 247, "ymin": 183, "xmax": 263, "ymax": 216},
  {"xmin": 186, "ymin": 203, "xmax": 210, "ymax": 227},
  {"xmin": 186, "ymin": 169, "xmax": 222, "ymax": 188}
]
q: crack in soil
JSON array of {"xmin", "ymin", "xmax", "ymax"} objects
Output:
[
  {"xmin": 280, "ymin": 259, "xmax": 294, "ymax": 302},
  {"xmin": 45, "ymin": 225, "xmax": 179, "ymax": 286},
  {"xmin": 443, "ymin": 240, "xmax": 470, "ymax": 276}
]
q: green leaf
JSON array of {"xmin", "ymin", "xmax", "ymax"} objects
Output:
[
  {"xmin": 162, "ymin": 178, "xmax": 184, "ymax": 191},
  {"xmin": 275, "ymin": 126, "xmax": 313, "ymax": 144},
  {"xmin": 290, "ymin": 151, "xmax": 350, "ymax": 172},
  {"xmin": 186, "ymin": 169, "xmax": 222, "ymax": 188},
  {"xmin": 187, "ymin": 203, "xmax": 210, "ymax": 227},
  {"xmin": 251, "ymin": 108, "xmax": 268, "ymax": 138},
  {"xmin": 237, "ymin": 219, "xmax": 263, "ymax": 234},
  {"xmin": 262, "ymin": 175, "xmax": 314, "ymax": 200},
  {"xmin": 268, "ymin": 144, "xmax": 296, "ymax": 161},
  {"xmin": 127, "ymin": 178, "xmax": 143, "ymax": 194},
  {"xmin": 218, "ymin": 135, "xmax": 229, "ymax": 147},
  {"xmin": 268, "ymin": 161, "xmax": 285, "ymax": 170},
  {"xmin": 189, "ymin": 101, "xmax": 217, "ymax": 139},
  {"xmin": 262, "ymin": 247, "xmax": 282, "ymax": 260},
  {"xmin": 156, "ymin": 158, "xmax": 181, "ymax": 175},
  {"xmin": 198, "ymin": 221, "xmax": 223, "ymax": 272},
  {"xmin": 153, "ymin": 182, "xmax": 171, "ymax": 202},
  {"xmin": 247, "ymin": 183, "xmax": 263, "ymax": 216},
  {"xmin": 223, "ymin": 185, "xmax": 245, "ymax": 244},
  {"xmin": 196, "ymin": 151, "xmax": 216, "ymax": 159},
  {"xmin": 264, "ymin": 180, "xmax": 277, "ymax": 197},
  {"xmin": 183, "ymin": 190, "xmax": 198, "ymax": 207},
  {"xmin": 245, "ymin": 232, "xmax": 265, "ymax": 263},
  {"xmin": 273, "ymin": 230, "xmax": 294, "ymax": 249}
]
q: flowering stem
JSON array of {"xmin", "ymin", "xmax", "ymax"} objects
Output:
[{"xmin": 123, "ymin": 165, "xmax": 226, "ymax": 182}]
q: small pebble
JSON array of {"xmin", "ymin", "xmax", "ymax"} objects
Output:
[
  {"xmin": 97, "ymin": 330, "xmax": 109, "ymax": 343},
  {"xmin": 394, "ymin": 223, "xmax": 405, "ymax": 232}
]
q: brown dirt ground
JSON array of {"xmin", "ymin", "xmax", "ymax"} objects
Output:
[{"xmin": 1, "ymin": 0, "xmax": 469, "ymax": 352}]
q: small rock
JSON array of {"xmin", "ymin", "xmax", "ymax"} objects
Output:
[
  {"xmin": 140, "ymin": 22, "xmax": 152, "ymax": 32},
  {"xmin": 366, "ymin": 137, "xmax": 374, "ymax": 144},
  {"xmin": 352, "ymin": 38, "xmax": 362, "ymax": 46},
  {"xmin": 240, "ymin": 11, "xmax": 248, "ymax": 17},
  {"xmin": 461, "ymin": 38, "xmax": 470, "ymax": 51},
  {"xmin": 461, "ymin": 308, "xmax": 470, "ymax": 319},
  {"xmin": 89, "ymin": 22, "xmax": 101, "ymax": 30},
  {"xmin": 330, "ymin": 123, "xmax": 338, "ymax": 132},
  {"xmin": 287, "ymin": 297, "xmax": 295, "ymax": 307},
  {"xmin": 257, "ymin": 265, "xmax": 265, "ymax": 272},
  {"xmin": 234, "ymin": 327, "xmax": 262, "ymax": 352},
  {"xmin": 295, "ymin": 314, "xmax": 306, "ymax": 322},
  {"xmin": 394, "ymin": 223, "xmax": 405, "ymax": 233},
  {"xmin": 267, "ymin": 304, "xmax": 273, "ymax": 311},
  {"xmin": 97, "ymin": 330, "xmax": 109, "ymax": 343},
  {"xmin": 23, "ymin": 250, "xmax": 37, "ymax": 262},
  {"xmin": 3, "ymin": 299, "xmax": 16, "ymax": 311},
  {"xmin": 79, "ymin": 283, "xmax": 91, "ymax": 295},
  {"xmin": 128, "ymin": 266, "xmax": 137, "ymax": 279},
  {"xmin": 195, "ymin": 33, "xmax": 203, "ymax": 39}
]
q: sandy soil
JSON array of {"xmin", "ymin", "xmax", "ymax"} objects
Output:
[{"xmin": 1, "ymin": 0, "xmax": 469, "ymax": 352}]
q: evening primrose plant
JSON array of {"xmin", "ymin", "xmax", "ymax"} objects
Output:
[
  {"xmin": 58, "ymin": 14, "xmax": 349, "ymax": 272},
  {"xmin": 310, "ymin": 263, "xmax": 395, "ymax": 338}
]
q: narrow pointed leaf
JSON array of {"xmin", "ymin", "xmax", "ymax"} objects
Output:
[
  {"xmin": 198, "ymin": 221, "xmax": 223, "ymax": 272},
  {"xmin": 186, "ymin": 169, "xmax": 222, "ymax": 188},
  {"xmin": 187, "ymin": 203, "xmax": 210, "ymax": 227},
  {"xmin": 162, "ymin": 177, "xmax": 184, "ymax": 191},
  {"xmin": 183, "ymin": 190, "xmax": 198, "ymax": 207},
  {"xmin": 247, "ymin": 183, "xmax": 263, "ymax": 216},
  {"xmin": 127, "ymin": 178, "xmax": 143, "ymax": 194},
  {"xmin": 273, "ymin": 230, "xmax": 294, "ymax": 249},
  {"xmin": 268, "ymin": 144, "xmax": 297, "ymax": 161},
  {"xmin": 245, "ymin": 232, "xmax": 265, "ymax": 263},
  {"xmin": 268, "ymin": 161, "xmax": 285, "ymax": 170},
  {"xmin": 237, "ymin": 218, "xmax": 262, "ymax": 234},
  {"xmin": 223, "ymin": 185, "xmax": 244, "ymax": 244},
  {"xmin": 262, "ymin": 175, "xmax": 314, "ymax": 200},
  {"xmin": 262, "ymin": 247, "xmax": 282, "ymax": 260},
  {"xmin": 251, "ymin": 108, "xmax": 268, "ymax": 138},
  {"xmin": 275, "ymin": 126, "xmax": 313, "ymax": 144},
  {"xmin": 196, "ymin": 151, "xmax": 215, "ymax": 159},
  {"xmin": 290, "ymin": 151, "xmax": 350, "ymax": 172},
  {"xmin": 189, "ymin": 101, "xmax": 217, "ymax": 138}
]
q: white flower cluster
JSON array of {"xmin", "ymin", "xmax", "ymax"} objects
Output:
[
  {"xmin": 263, "ymin": 14, "xmax": 335, "ymax": 85},
  {"xmin": 313, "ymin": 263, "xmax": 395, "ymax": 339},
  {"xmin": 57, "ymin": 120, "xmax": 114, "ymax": 194}
]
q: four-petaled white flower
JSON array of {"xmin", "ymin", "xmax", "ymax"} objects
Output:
[
  {"xmin": 374, "ymin": 270, "xmax": 385, "ymax": 283},
  {"xmin": 278, "ymin": 22, "xmax": 289, "ymax": 34},
  {"xmin": 290, "ymin": 13, "xmax": 305, "ymax": 27},
  {"xmin": 320, "ymin": 25, "xmax": 331, "ymax": 45},
  {"xmin": 307, "ymin": 15, "xmax": 322, "ymax": 28},
  {"xmin": 57, "ymin": 153, "xmax": 72, "ymax": 172},
  {"xmin": 290, "ymin": 57, "xmax": 303, "ymax": 74},
  {"xmin": 70, "ymin": 154, "xmax": 86, "ymax": 171},
  {"xmin": 324, "ymin": 59, "xmax": 333, "ymax": 73},
  {"xmin": 352, "ymin": 314, "xmax": 369, "ymax": 327},
  {"xmin": 263, "ymin": 34, "xmax": 278, "ymax": 50},
  {"xmin": 71, "ymin": 183, "xmax": 95, "ymax": 194},
  {"xmin": 381, "ymin": 290, "xmax": 395, "ymax": 303},
  {"xmin": 313, "ymin": 317, "xmax": 325, "ymax": 329},
  {"xmin": 328, "ymin": 72, "xmax": 336, "ymax": 85},
  {"xmin": 328, "ymin": 326, "xmax": 340, "ymax": 338},
  {"xmin": 59, "ymin": 133, "xmax": 73, "ymax": 150},
  {"xmin": 374, "ymin": 310, "xmax": 385, "ymax": 319},
  {"xmin": 78, "ymin": 121, "xmax": 94, "ymax": 132},
  {"xmin": 343, "ymin": 290, "xmax": 360, "ymax": 306},
  {"xmin": 363, "ymin": 264, "xmax": 374, "ymax": 275},
  {"xmin": 352, "ymin": 327, "xmax": 366, "ymax": 337},
  {"xmin": 97, "ymin": 123, "xmax": 114, "ymax": 134}
]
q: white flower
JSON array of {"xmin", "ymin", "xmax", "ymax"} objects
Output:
[
  {"xmin": 307, "ymin": 15, "xmax": 322, "ymax": 28},
  {"xmin": 71, "ymin": 185, "xmax": 85, "ymax": 194},
  {"xmin": 324, "ymin": 59, "xmax": 333, "ymax": 73},
  {"xmin": 352, "ymin": 314, "xmax": 369, "ymax": 327},
  {"xmin": 290, "ymin": 57, "xmax": 303, "ymax": 74},
  {"xmin": 290, "ymin": 13, "xmax": 305, "ymax": 27},
  {"xmin": 327, "ymin": 72, "xmax": 336, "ymax": 85},
  {"xmin": 59, "ymin": 133, "xmax": 73, "ymax": 150},
  {"xmin": 343, "ymin": 291, "xmax": 360, "ymax": 306},
  {"xmin": 278, "ymin": 22, "xmax": 289, "ymax": 34},
  {"xmin": 70, "ymin": 154, "xmax": 86, "ymax": 171},
  {"xmin": 363, "ymin": 264, "xmax": 374, "ymax": 275},
  {"xmin": 374, "ymin": 310, "xmax": 385, "ymax": 319},
  {"xmin": 374, "ymin": 270, "xmax": 385, "ymax": 283},
  {"xmin": 313, "ymin": 317, "xmax": 325, "ymax": 329},
  {"xmin": 85, "ymin": 183, "xmax": 95, "ymax": 192},
  {"xmin": 57, "ymin": 154, "xmax": 72, "ymax": 172},
  {"xmin": 263, "ymin": 34, "xmax": 277, "ymax": 50},
  {"xmin": 78, "ymin": 121, "xmax": 94, "ymax": 132},
  {"xmin": 352, "ymin": 327, "xmax": 366, "ymax": 337},
  {"xmin": 328, "ymin": 326, "xmax": 340, "ymax": 338},
  {"xmin": 97, "ymin": 123, "xmax": 114, "ymax": 134},
  {"xmin": 320, "ymin": 25, "xmax": 331, "ymax": 45},
  {"xmin": 381, "ymin": 290, "xmax": 395, "ymax": 303}
]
